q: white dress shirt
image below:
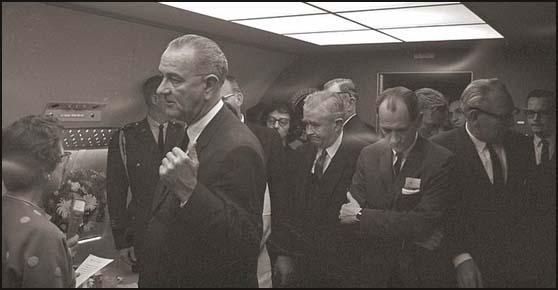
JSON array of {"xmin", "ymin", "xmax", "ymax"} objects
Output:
[
  {"xmin": 179, "ymin": 100, "xmax": 224, "ymax": 208},
  {"xmin": 146, "ymin": 115, "xmax": 168, "ymax": 144},
  {"xmin": 311, "ymin": 131, "xmax": 343, "ymax": 175},
  {"xmin": 533, "ymin": 133, "xmax": 556, "ymax": 165},
  {"xmin": 465, "ymin": 123, "xmax": 508, "ymax": 184},
  {"xmin": 186, "ymin": 100, "xmax": 224, "ymax": 144},
  {"xmin": 391, "ymin": 132, "xmax": 419, "ymax": 170},
  {"xmin": 454, "ymin": 123, "xmax": 510, "ymax": 268}
]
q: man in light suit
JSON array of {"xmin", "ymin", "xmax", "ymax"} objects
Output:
[
  {"xmin": 276, "ymin": 90, "xmax": 368, "ymax": 287},
  {"xmin": 140, "ymin": 34, "xmax": 266, "ymax": 288},
  {"xmin": 431, "ymin": 78, "xmax": 534, "ymax": 287},
  {"xmin": 340, "ymin": 86, "xmax": 455, "ymax": 287},
  {"xmin": 323, "ymin": 78, "xmax": 380, "ymax": 145},
  {"xmin": 106, "ymin": 75, "xmax": 184, "ymax": 274}
]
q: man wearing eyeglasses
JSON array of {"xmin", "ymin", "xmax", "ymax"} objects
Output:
[
  {"xmin": 431, "ymin": 78, "xmax": 535, "ymax": 287},
  {"xmin": 522, "ymin": 89, "xmax": 556, "ymax": 287}
]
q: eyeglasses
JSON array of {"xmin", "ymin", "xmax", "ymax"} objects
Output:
[
  {"xmin": 471, "ymin": 107, "xmax": 518, "ymax": 123},
  {"xmin": 524, "ymin": 109, "xmax": 555, "ymax": 118},
  {"xmin": 222, "ymin": 93, "xmax": 242, "ymax": 101},
  {"xmin": 267, "ymin": 117, "xmax": 290, "ymax": 127}
]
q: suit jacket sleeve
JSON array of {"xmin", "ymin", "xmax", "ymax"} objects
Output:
[
  {"xmin": 176, "ymin": 145, "xmax": 265, "ymax": 262},
  {"xmin": 106, "ymin": 129, "xmax": 132, "ymax": 249},
  {"xmin": 360, "ymin": 155, "xmax": 455, "ymax": 240},
  {"xmin": 349, "ymin": 150, "xmax": 369, "ymax": 205}
]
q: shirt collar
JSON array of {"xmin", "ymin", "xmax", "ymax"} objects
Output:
[
  {"xmin": 240, "ymin": 113, "xmax": 245, "ymax": 124},
  {"xmin": 147, "ymin": 114, "xmax": 165, "ymax": 129},
  {"xmin": 391, "ymin": 132, "xmax": 418, "ymax": 159},
  {"xmin": 187, "ymin": 100, "xmax": 224, "ymax": 143},
  {"xmin": 465, "ymin": 122, "xmax": 489, "ymax": 153},
  {"xmin": 322, "ymin": 130, "xmax": 344, "ymax": 159},
  {"xmin": 343, "ymin": 114, "xmax": 357, "ymax": 126},
  {"xmin": 534, "ymin": 133, "xmax": 556, "ymax": 148}
]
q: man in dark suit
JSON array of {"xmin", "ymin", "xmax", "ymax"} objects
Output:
[
  {"xmin": 106, "ymin": 75, "xmax": 184, "ymax": 273},
  {"xmin": 340, "ymin": 86, "xmax": 455, "ymax": 287},
  {"xmin": 522, "ymin": 89, "xmax": 556, "ymax": 287},
  {"xmin": 431, "ymin": 78, "xmax": 534, "ymax": 287},
  {"xmin": 323, "ymin": 78, "xmax": 380, "ymax": 145},
  {"xmin": 221, "ymin": 75, "xmax": 286, "ymax": 288},
  {"xmin": 276, "ymin": 90, "xmax": 368, "ymax": 287},
  {"xmin": 140, "ymin": 34, "xmax": 266, "ymax": 288}
]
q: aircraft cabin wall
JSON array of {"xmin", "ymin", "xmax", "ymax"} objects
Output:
[
  {"xmin": 2, "ymin": 2, "xmax": 297, "ymax": 127},
  {"xmin": 263, "ymin": 42, "xmax": 556, "ymax": 127}
]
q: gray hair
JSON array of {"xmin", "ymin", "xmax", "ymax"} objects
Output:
[
  {"xmin": 461, "ymin": 78, "xmax": 511, "ymax": 116},
  {"xmin": 323, "ymin": 78, "xmax": 359, "ymax": 99},
  {"xmin": 304, "ymin": 90, "xmax": 346, "ymax": 121},
  {"xmin": 167, "ymin": 34, "xmax": 228, "ymax": 86},
  {"xmin": 415, "ymin": 88, "xmax": 448, "ymax": 111}
]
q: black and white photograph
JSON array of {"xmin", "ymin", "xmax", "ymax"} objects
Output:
[{"xmin": 2, "ymin": 2, "xmax": 555, "ymax": 288}]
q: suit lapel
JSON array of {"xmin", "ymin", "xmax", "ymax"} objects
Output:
[
  {"xmin": 456, "ymin": 127, "xmax": 492, "ymax": 186},
  {"xmin": 150, "ymin": 108, "xmax": 229, "ymax": 214},
  {"xmin": 320, "ymin": 142, "xmax": 350, "ymax": 200}
]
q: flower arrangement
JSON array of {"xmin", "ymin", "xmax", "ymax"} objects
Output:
[{"xmin": 45, "ymin": 169, "xmax": 107, "ymax": 234}]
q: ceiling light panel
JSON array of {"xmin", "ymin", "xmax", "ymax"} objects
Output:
[
  {"xmin": 159, "ymin": 2, "xmax": 324, "ymax": 21},
  {"xmin": 381, "ymin": 24, "xmax": 504, "ymax": 42},
  {"xmin": 340, "ymin": 4, "xmax": 484, "ymax": 29},
  {"xmin": 286, "ymin": 30, "xmax": 402, "ymax": 45},
  {"xmin": 233, "ymin": 14, "xmax": 365, "ymax": 34},
  {"xmin": 307, "ymin": 2, "xmax": 458, "ymax": 12}
]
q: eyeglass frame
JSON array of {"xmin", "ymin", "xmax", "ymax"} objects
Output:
[
  {"xmin": 266, "ymin": 117, "xmax": 290, "ymax": 127},
  {"xmin": 523, "ymin": 109, "xmax": 555, "ymax": 118},
  {"xmin": 470, "ymin": 106, "xmax": 518, "ymax": 123}
]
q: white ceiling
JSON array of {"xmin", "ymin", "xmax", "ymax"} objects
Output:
[{"xmin": 49, "ymin": 2, "xmax": 556, "ymax": 54}]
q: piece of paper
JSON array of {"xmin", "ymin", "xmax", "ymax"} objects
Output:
[{"xmin": 75, "ymin": 254, "xmax": 114, "ymax": 287}]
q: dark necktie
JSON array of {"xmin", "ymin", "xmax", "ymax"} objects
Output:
[
  {"xmin": 314, "ymin": 149, "xmax": 328, "ymax": 179},
  {"xmin": 540, "ymin": 139, "xmax": 550, "ymax": 167},
  {"xmin": 180, "ymin": 127, "xmax": 190, "ymax": 151},
  {"xmin": 393, "ymin": 151, "xmax": 403, "ymax": 177},
  {"xmin": 487, "ymin": 143, "xmax": 504, "ymax": 191},
  {"xmin": 158, "ymin": 123, "xmax": 165, "ymax": 155}
]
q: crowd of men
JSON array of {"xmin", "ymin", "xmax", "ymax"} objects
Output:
[{"xmin": 105, "ymin": 34, "xmax": 555, "ymax": 288}]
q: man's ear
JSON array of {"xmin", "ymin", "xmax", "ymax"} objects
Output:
[
  {"xmin": 334, "ymin": 117, "xmax": 344, "ymax": 131},
  {"xmin": 203, "ymin": 74, "xmax": 220, "ymax": 99},
  {"xmin": 235, "ymin": 93, "xmax": 244, "ymax": 108},
  {"xmin": 150, "ymin": 94, "xmax": 159, "ymax": 106}
]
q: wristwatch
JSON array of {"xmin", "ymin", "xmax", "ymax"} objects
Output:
[{"xmin": 356, "ymin": 208, "xmax": 363, "ymax": 222}]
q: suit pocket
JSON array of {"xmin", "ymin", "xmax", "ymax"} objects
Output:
[{"xmin": 401, "ymin": 188, "xmax": 420, "ymax": 195}]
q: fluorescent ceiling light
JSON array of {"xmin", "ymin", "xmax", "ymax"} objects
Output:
[
  {"xmin": 340, "ymin": 4, "xmax": 484, "ymax": 29},
  {"xmin": 381, "ymin": 24, "xmax": 503, "ymax": 42},
  {"xmin": 233, "ymin": 14, "xmax": 365, "ymax": 34},
  {"xmin": 159, "ymin": 2, "xmax": 324, "ymax": 20},
  {"xmin": 307, "ymin": 2, "xmax": 458, "ymax": 12},
  {"xmin": 286, "ymin": 30, "xmax": 401, "ymax": 45}
]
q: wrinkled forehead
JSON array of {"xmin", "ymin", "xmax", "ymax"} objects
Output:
[{"xmin": 159, "ymin": 47, "xmax": 197, "ymax": 72}]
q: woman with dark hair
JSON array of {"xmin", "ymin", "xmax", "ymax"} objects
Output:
[
  {"xmin": 2, "ymin": 115, "xmax": 76, "ymax": 288},
  {"xmin": 262, "ymin": 102, "xmax": 296, "ymax": 149}
]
